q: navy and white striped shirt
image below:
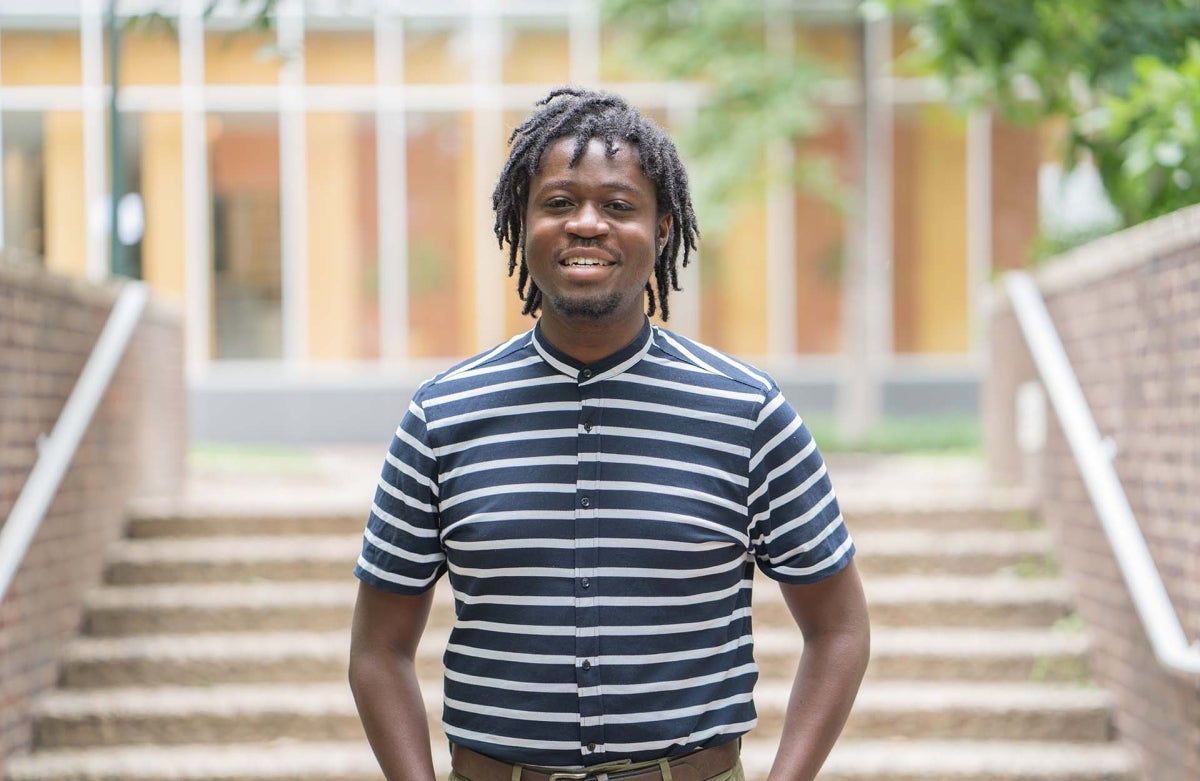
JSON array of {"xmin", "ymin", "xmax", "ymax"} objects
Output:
[{"xmin": 354, "ymin": 318, "xmax": 854, "ymax": 767}]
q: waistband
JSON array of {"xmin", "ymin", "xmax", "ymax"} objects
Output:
[{"xmin": 450, "ymin": 740, "xmax": 740, "ymax": 781}]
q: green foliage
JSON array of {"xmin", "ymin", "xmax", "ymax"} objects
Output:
[
  {"xmin": 894, "ymin": 0, "xmax": 1200, "ymax": 229},
  {"xmin": 602, "ymin": 0, "xmax": 839, "ymax": 231},
  {"xmin": 1100, "ymin": 42, "xmax": 1200, "ymax": 223}
]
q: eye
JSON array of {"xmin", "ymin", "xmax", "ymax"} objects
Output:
[
  {"xmin": 544, "ymin": 197, "xmax": 573, "ymax": 209},
  {"xmin": 606, "ymin": 200, "xmax": 634, "ymax": 212}
]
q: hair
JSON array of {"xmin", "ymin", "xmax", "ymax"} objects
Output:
[{"xmin": 492, "ymin": 86, "xmax": 699, "ymax": 320}]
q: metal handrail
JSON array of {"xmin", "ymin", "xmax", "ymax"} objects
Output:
[
  {"xmin": 0, "ymin": 280, "xmax": 149, "ymax": 603},
  {"xmin": 1004, "ymin": 270, "xmax": 1200, "ymax": 675}
]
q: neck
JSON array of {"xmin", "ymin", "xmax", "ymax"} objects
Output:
[{"xmin": 536, "ymin": 312, "xmax": 647, "ymax": 365}]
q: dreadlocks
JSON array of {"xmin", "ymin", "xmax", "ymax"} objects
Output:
[{"xmin": 492, "ymin": 86, "xmax": 700, "ymax": 321}]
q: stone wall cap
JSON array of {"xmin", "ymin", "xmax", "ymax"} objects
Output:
[{"xmin": 991, "ymin": 202, "xmax": 1200, "ymax": 306}]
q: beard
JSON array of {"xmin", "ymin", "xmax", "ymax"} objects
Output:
[{"xmin": 546, "ymin": 291, "xmax": 625, "ymax": 321}]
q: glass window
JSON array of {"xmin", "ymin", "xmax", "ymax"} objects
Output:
[
  {"xmin": 404, "ymin": 18, "xmax": 470, "ymax": 84},
  {"xmin": 405, "ymin": 112, "xmax": 472, "ymax": 358},
  {"xmin": 793, "ymin": 109, "xmax": 856, "ymax": 355},
  {"xmin": 2, "ymin": 112, "xmax": 45, "ymax": 262},
  {"xmin": 305, "ymin": 31, "xmax": 374, "ymax": 85},
  {"xmin": 119, "ymin": 24, "xmax": 181, "ymax": 86},
  {"xmin": 307, "ymin": 112, "xmax": 379, "ymax": 361},
  {"xmin": 205, "ymin": 28, "xmax": 283, "ymax": 85},
  {"xmin": 502, "ymin": 16, "xmax": 570, "ymax": 84},
  {"xmin": 892, "ymin": 103, "xmax": 969, "ymax": 354},
  {"xmin": 208, "ymin": 113, "xmax": 282, "ymax": 360},
  {"xmin": 1, "ymin": 31, "xmax": 82, "ymax": 86}
]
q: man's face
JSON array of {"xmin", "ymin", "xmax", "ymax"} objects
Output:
[{"xmin": 524, "ymin": 136, "xmax": 671, "ymax": 332}]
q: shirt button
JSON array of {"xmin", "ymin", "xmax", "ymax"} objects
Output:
[
  {"xmin": 580, "ymin": 497, "xmax": 590, "ymax": 508},
  {"xmin": 580, "ymin": 369, "xmax": 593, "ymax": 380},
  {"xmin": 581, "ymin": 577, "xmax": 591, "ymax": 589},
  {"xmin": 583, "ymin": 421, "xmax": 593, "ymax": 432},
  {"xmin": 582, "ymin": 660, "xmax": 592, "ymax": 671},
  {"xmin": 587, "ymin": 743, "xmax": 597, "ymax": 752}
]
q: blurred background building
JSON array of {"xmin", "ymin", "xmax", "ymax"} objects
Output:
[{"xmin": 0, "ymin": 0, "xmax": 1052, "ymax": 442}]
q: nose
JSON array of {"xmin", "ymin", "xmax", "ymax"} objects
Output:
[{"xmin": 565, "ymin": 202, "xmax": 609, "ymax": 238}]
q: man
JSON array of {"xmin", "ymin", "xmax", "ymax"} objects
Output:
[{"xmin": 349, "ymin": 86, "xmax": 870, "ymax": 781}]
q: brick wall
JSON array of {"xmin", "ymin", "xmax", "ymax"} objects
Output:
[
  {"xmin": 987, "ymin": 205, "xmax": 1200, "ymax": 781},
  {"xmin": 0, "ymin": 260, "xmax": 185, "ymax": 770}
]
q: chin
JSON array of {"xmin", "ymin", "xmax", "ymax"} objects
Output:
[{"xmin": 548, "ymin": 292, "xmax": 624, "ymax": 321}]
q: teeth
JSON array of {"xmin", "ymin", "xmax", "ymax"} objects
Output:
[{"xmin": 564, "ymin": 259, "xmax": 611, "ymax": 266}]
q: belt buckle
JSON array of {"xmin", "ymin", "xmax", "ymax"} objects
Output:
[{"xmin": 547, "ymin": 774, "xmax": 590, "ymax": 781}]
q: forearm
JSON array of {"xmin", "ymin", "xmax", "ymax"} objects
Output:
[
  {"xmin": 349, "ymin": 649, "xmax": 437, "ymax": 781},
  {"xmin": 766, "ymin": 625, "xmax": 870, "ymax": 781}
]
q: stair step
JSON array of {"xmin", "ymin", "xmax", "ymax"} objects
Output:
[
  {"xmin": 81, "ymin": 573, "xmax": 1072, "ymax": 638},
  {"xmin": 103, "ymin": 537, "xmax": 361, "ymax": 584},
  {"xmin": 59, "ymin": 627, "xmax": 1091, "ymax": 689},
  {"xmin": 32, "ymin": 679, "xmax": 1114, "ymax": 750},
  {"xmin": 100, "ymin": 530, "xmax": 1053, "ymax": 586},
  {"xmin": 125, "ymin": 499, "xmax": 367, "ymax": 539},
  {"xmin": 851, "ymin": 530, "xmax": 1055, "ymax": 576},
  {"xmin": 5, "ymin": 737, "xmax": 1136, "ymax": 781},
  {"xmin": 121, "ymin": 485, "xmax": 1035, "ymax": 541},
  {"xmin": 810, "ymin": 739, "xmax": 1137, "ymax": 780}
]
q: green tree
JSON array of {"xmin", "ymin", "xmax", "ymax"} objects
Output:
[
  {"xmin": 893, "ymin": 0, "xmax": 1200, "ymax": 227},
  {"xmin": 602, "ymin": 0, "xmax": 844, "ymax": 229}
]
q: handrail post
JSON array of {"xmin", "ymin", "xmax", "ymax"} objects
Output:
[
  {"xmin": 0, "ymin": 281, "xmax": 149, "ymax": 602},
  {"xmin": 1004, "ymin": 270, "xmax": 1200, "ymax": 675}
]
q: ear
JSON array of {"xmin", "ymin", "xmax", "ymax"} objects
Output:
[{"xmin": 656, "ymin": 213, "xmax": 672, "ymax": 255}]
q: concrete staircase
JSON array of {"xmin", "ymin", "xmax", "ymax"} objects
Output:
[{"xmin": 6, "ymin": 457, "xmax": 1139, "ymax": 781}]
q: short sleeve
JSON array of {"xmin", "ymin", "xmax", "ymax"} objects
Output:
[
  {"xmin": 747, "ymin": 385, "xmax": 854, "ymax": 584},
  {"xmin": 353, "ymin": 392, "xmax": 447, "ymax": 594}
]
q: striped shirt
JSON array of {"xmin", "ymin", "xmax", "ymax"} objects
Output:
[{"xmin": 354, "ymin": 318, "xmax": 854, "ymax": 767}]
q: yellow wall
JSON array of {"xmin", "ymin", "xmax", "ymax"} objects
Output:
[
  {"xmin": 306, "ymin": 113, "xmax": 362, "ymax": 360},
  {"xmin": 908, "ymin": 106, "xmax": 969, "ymax": 353},
  {"xmin": 140, "ymin": 113, "xmax": 185, "ymax": 302},
  {"xmin": 122, "ymin": 32, "xmax": 181, "ymax": 85},
  {"xmin": 306, "ymin": 32, "xmax": 374, "ymax": 84},
  {"xmin": 43, "ymin": 112, "xmax": 87, "ymax": 278},
  {"xmin": 1, "ymin": 32, "xmax": 81, "ymax": 84}
]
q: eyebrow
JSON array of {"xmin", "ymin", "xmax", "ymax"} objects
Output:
[{"xmin": 533, "ymin": 179, "xmax": 643, "ymax": 196}]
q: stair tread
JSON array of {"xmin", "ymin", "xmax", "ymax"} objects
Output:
[
  {"xmin": 87, "ymin": 574, "xmax": 1070, "ymax": 606},
  {"xmin": 64, "ymin": 626, "xmax": 1089, "ymax": 663},
  {"xmin": 804, "ymin": 739, "xmax": 1136, "ymax": 775},
  {"xmin": 35, "ymin": 679, "xmax": 1110, "ymax": 718},
  {"xmin": 106, "ymin": 530, "xmax": 1049, "ymax": 561},
  {"xmin": 7, "ymin": 738, "xmax": 1135, "ymax": 780}
]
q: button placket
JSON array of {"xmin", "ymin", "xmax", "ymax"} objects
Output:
[{"xmin": 574, "ymin": 379, "xmax": 603, "ymax": 757}]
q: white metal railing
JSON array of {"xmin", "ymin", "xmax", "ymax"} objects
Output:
[
  {"xmin": 1004, "ymin": 270, "xmax": 1200, "ymax": 675},
  {"xmin": 0, "ymin": 280, "xmax": 149, "ymax": 603}
]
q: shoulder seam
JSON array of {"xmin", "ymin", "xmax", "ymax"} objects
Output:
[{"xmin": 652, "ymin": 327, "xmax": 774, "ymax": 394}]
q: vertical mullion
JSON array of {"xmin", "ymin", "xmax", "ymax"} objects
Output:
[
  {"xmin": 181, "ymin": 0, "xmax": 210, "ymax": 374},
  {"xmin": 766, "ymin": 0, "xmax": 797, "ymax": 356},
  {"xmin": 81, "ymin": 0, "xmax": 108, "ymax": 282},
  {"xmin": 471, "ymin": 0, "xmax": 504, "ymax": 351},
  {"xmin": 277, "ymin": 0, "xmax": 308, "ymax": 363},
  {"xmin": 376, "ymin": 4, "xmax": 408, "ymax": 361},
  {"xmin": 568, "ymin": 0, "xmax": 600, "ymax": 84},
  {"xmin": 0, "ymin": 22, "xmax": 6, "ymax": 252},
  {"xmin": 967, "ymin": 110, "xmax": 993, "ymax": 366}
]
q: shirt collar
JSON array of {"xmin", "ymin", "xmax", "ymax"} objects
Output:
[{"xmin": 531, "ymin": 318, "xmax": 654, "ymax": 384}]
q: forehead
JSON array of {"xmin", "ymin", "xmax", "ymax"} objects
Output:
[{"xmin": 534, "ymin": 135, "xmax": 649, "ymax": 185}]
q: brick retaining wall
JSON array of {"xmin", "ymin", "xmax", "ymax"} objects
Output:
[
  {"xmin": 987, "ymin": 206, "xmax": 1200, "ymax": 781},
  {"xmin": 0, "ymin": 260, "xmax": 185, "ymax": 770}
]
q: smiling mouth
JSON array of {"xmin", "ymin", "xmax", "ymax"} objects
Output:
[{"xmin": 561, "ymin": 258, "xmax": 615, "ymax": 267}]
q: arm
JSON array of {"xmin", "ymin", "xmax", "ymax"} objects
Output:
[
  {"xmin": 766, "ymin": 559, "xmax": 871, "ymax": 781},
  {"xmin": 349, "ymin": 580, "xmax": 438, "ymax": 781}
]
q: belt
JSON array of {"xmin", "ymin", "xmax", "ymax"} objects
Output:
[{"xmin": 450, "ymin": 741, "xmax": 739, "ymax": 781}]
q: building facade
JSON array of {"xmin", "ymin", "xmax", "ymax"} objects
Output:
[{"xmin": 0, "ymin": 0, "xmax": 1041, "ymax": 441}]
